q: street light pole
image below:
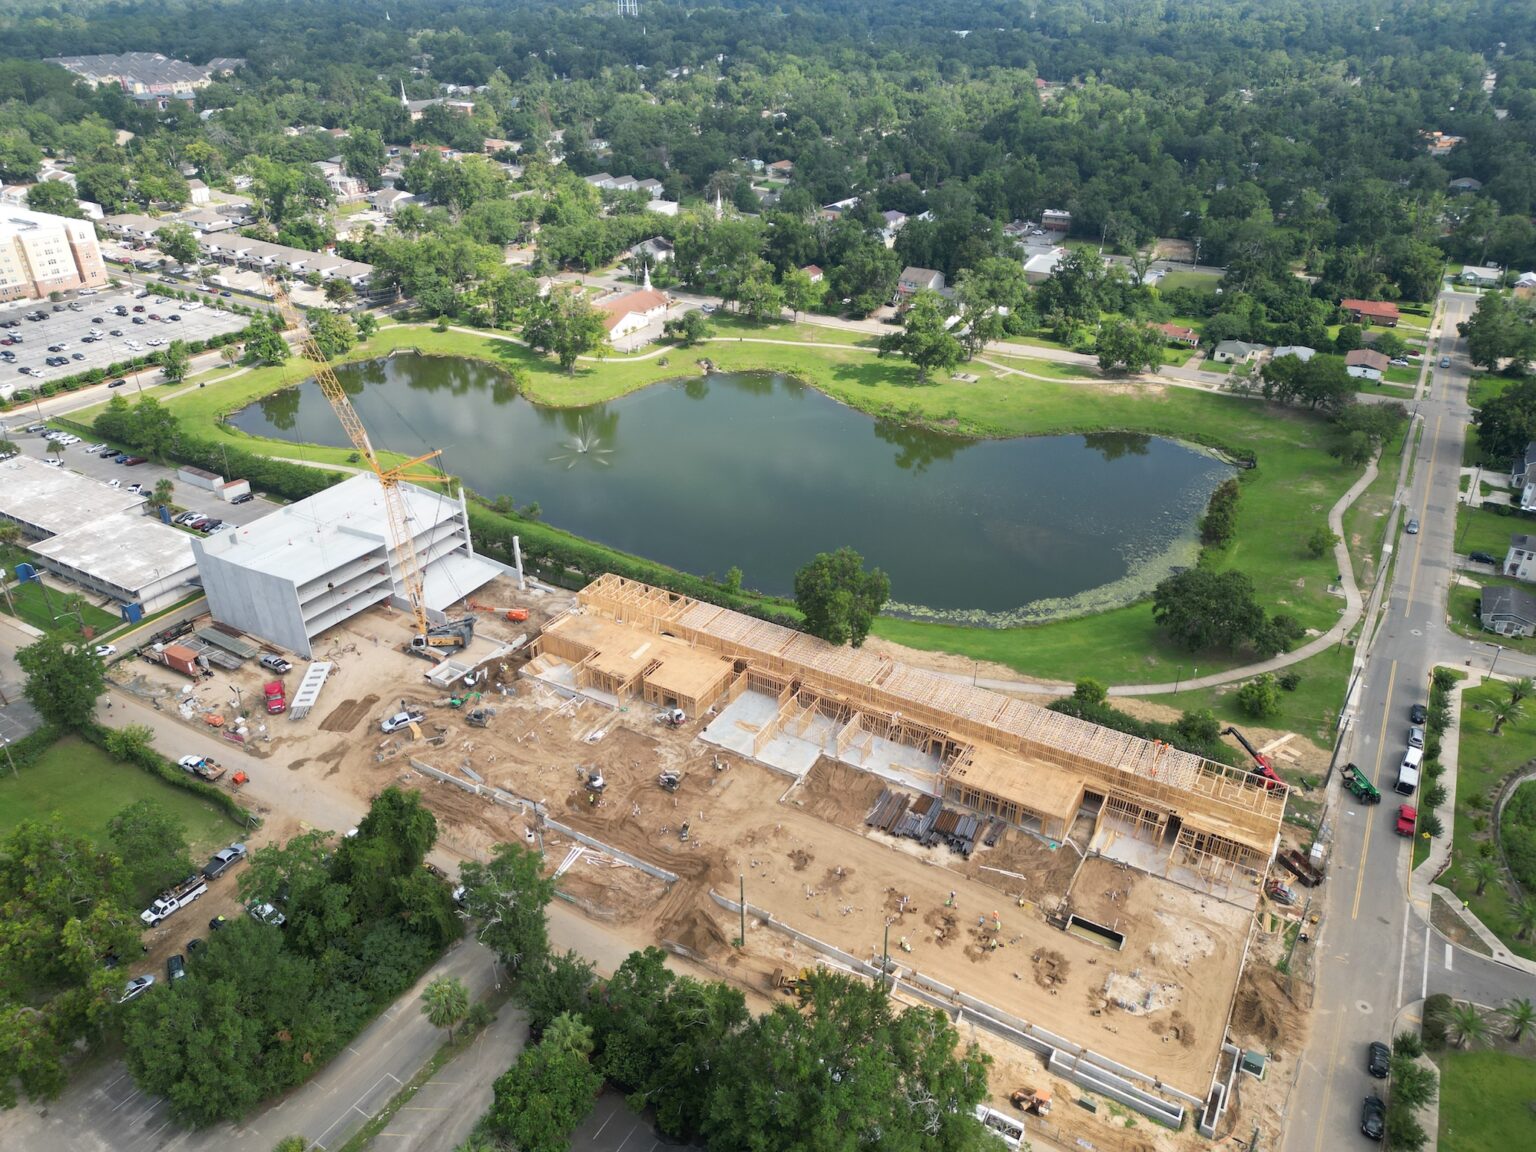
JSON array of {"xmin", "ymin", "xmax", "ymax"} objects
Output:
[
  {"xmin": 1, "ymin": 736, "xmax": 16, "ymax": 777},
  {"xmin": 1488, "ymin": 643, "xmax": 1507, "ymax": 679}
]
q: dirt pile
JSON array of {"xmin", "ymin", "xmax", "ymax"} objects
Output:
[
  {"xmin": 1032, "ymin": 948, "xmax": 1071, "ymax": 989},
  {"xmin": 1231, "ymin": 967, "xmax": 1309, "ymax": 1049},
  {"xmin": 320, "ymin": 693, "xmax": 380, "ymax": 733},
  {"xmin": 794, "ymin": 756, "xmax": 886, "ymax": 824}
]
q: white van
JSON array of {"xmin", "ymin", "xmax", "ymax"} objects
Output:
[{"xmin": 1396, "ymin": 746, "xmax": 1422, "ymax": 795}]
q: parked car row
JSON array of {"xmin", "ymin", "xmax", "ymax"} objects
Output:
[{"xmin": 173, "ymin": 509, "xmax": 227, "ymax": 534}]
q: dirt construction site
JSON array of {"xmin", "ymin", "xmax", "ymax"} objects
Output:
[{"xmin": 110, "ymin": 574, "xmax": 1314, "ymax": 1146}]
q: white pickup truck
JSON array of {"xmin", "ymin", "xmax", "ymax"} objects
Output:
[{"xmin": 140, "ymin": 874, "xmax": 209, "ymax": 926}]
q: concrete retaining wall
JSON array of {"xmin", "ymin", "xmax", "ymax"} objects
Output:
[{"xmin": 543, "ymin": 817, "xmax": 678, "ymax": 883}]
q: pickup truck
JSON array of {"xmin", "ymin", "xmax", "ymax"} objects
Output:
[
  {"xmin": 1395, "ymin": 804, "xmax": 1418, "ymax": 837},
  {"xmin": 264, "ymin": 680, "xmax": 286, "ymax": 714},
  {"xmin": 178, "ymin": 754, "xmax": 226, "ymax": 781},
  {"xmin": 140, "ymin": 875, "xmax": 209, "ymax": 926}
]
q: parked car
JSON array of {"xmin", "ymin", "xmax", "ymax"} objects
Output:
[
  {"xmin": 93, "ymin": 644, "xmax": 117, "ymax": 658},
  {"xmin": 166, "ymin": 954, "xmax": 186, "ymax": 981},
  {"xmin": 381, "ymin": 709, "xmax": 426, "ymax": 733},
  {"xmin": 119, "ymin": 974, "xmax": 156, "ymax": 1003},
  {"xmin": 1395, "ymin": 805, "xmax": 1418, "ymax": 836},
  {"xmin": 248, "ymin": 901, "xmax": 287, "ymax": 927},
  {"xmin": 123, "ymin": 456, "xmax": 148, "ymax": 466},
  {"xmin": 1440, "ymin": 356, "xmax": 1451, "ymax": 368},
  {"xmin": 1405, "ymin": 517, "xmax": 1419, "ymax": 534},
  {"xmin": 1469, "ymin": 551, "xmax": 1497, "ymax": 565},
  {"xmin": 208, "ymin": 915, "xmax": 229, "ymax": 931},
  {"xmin": 1367, "ymin": 1041, "xmax": 1390, "ymax": 1079},
  {"xmin": 202, "ymin": 843, "xmax": 248, "ymax": 879},
  {"xmin": 232, "ymin": 492, "xmax": 255, "ymax": 504},
  {"xmin": 1408, "ymin": 725, "xmax": 1425, "ymax": 749},
  {"xmin": 1409, "ymin": 703, "xmax": 1428, "ymax": 724},
  {"xmin": 1360, "ymin": 1095, "xmax": 1386, "ymax": 1140}
]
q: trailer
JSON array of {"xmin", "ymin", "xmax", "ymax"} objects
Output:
[
  {"xmin": 140, "ymin": 874, "xmax": 209, "ymax": 926},
  {"xmin": 1341, "ymin": 763, "xmax": 1381, "ymax": 805},
  {"xmin": 1278, "ymin": 848, "xmax": 1323, "ymax": 888}
]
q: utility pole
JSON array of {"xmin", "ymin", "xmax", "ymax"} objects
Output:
[
  {"xmin": 738, "ymin": 873, "xmax": 745, "ymax": 948},
  {"xmin": 881, "ymin": 919, "xmax": 891, "ymax": 992},
  {"xmin": 0, "ymin": 737, "xmax": 15, "ymax": 777}
]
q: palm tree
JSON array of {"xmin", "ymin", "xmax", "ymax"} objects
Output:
[
  {"xmin": 152, "ymin": 478, "xmax": 174, "ymax": 511},
  {"xmin": 1479, "ymin": 697, "xmax": 1522, "ymax": 735},
  {"xmin": 1448, "ymin": 1001, "xmax": 1490, "ymax": 1049},
  {"xmin": 1471, "ymin": 857, "xmax": 1499, "ymax": 897},
  {"xmin": 1502, "ymin": 997, "xmax": 1536, "ymax": 1043},
  {"xmin": 1515, "ymin": 897, "xmax": 1536, "ymax": 943},
  {"xmin": 1511, "ymin": 677, "xmax": 1535, "ymax": 708},
  {"xmin": 420, "ymin": 975, "xmax": 469, "ymax": 1042}
]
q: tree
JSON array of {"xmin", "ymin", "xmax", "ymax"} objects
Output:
[
  {"xmin": 1476, "ymin": 376, "xmax": 1536, "ymax": 465},
  {"xmin": 1502, "ymin": 997, "xmax": 1536, "ymax": 1042},
  {"xmin": 354, "ymin": 312, "xmax": 378, "ymax": 342},
  {"xmin": 878, "ymin": 292, "xmax": 962, "ymax": 383},
  {"xmin": 16, "ymin": 633, "xmax": 106, "ymax": 730},
  {"xmin": 1460, "ymin": 292, "xmax": 1536, "ymax": 374},
  {"xmin": 663, "ymin": 310, "xmax": 711, "ymax": 346},
  {"xmin": 272, "ymin": 1139, "xmax": 308, "ymax": 1152},
  {"xmin": 340, "ymin": 129, "xmax": 387, "ymax": 190},
  {"xmin": 305, "ymin": 310, "xmax": 358, "ymax": 360},
  {"xmin": 108, "ymin": 800, "xmax": 194, "ymax": 901},
  {"xmin": 1387, "ymin": 1053, "xmax": 1438, "ymax": 1109},
  {"xmin": 1095, "ymin": 319, "xmax": 1165, "ymax": 374},
  {"xmin": 157, "ymin": 223, "xmax": 201, "ymax": 267},
  {"xmin": 420, "ymin": 976, "xmax": 470, "ymax": 1042},
  {"xmin": 1306, "ymin": 527, "xmax": 1339, "ymax": 558},
  {"xmin": 1384, "ymin": 1106, "xmax": 1428, "ymax": 1152},
  {"xmin": 781, "ymin": 267, "xmax": 823, "ymax": 320},
  {"xmin": 1513, "ymin": 896, "xmax": 1536, "ymax": 942},
  {"xmin": 1200, "ymin": 479, "xmax": 1242, "ymax": 547},
  {"xmin": 1151, "ymin": 569, "xmax": 1267, "ymax": 653},
  {"xmin": 159, "ymin": 340, "xmax": 191, "ymax": 385},
  {"xmin": 488, "ymin": 1012, "xmax": 601, "ymax": 1152},
  {"xmin": 458, "ymin": 842, "xmax": 556, "ymax": 978},
  {"xmin": 1072, "ymin": 678, "xmax": 1108, "ymax": 706},
  {"xmin": 153, "ymin": 478, "xmax": 175, "ymax": 510},
  {"xmin": 1446, "ymin": 1002, "xmax": 1489, "ymax": 1049},
  {"xmin": 246, "ymin": 318, "xmax": 291, "ymax": 366},
  {"xmin": 1478, "ymin": 695, "xmax": 1522, "ymax": 736},
  {"xmin": 1510, "ymin": 677, "xmax": 1534, "ymax": 708},
  {"xmin": 323, "ymin": 279, "xmax": 355, "ymax": 305},
  {"xmin": 702, "ymin": 970, "xmax": 992, "ymax": 1152},
  {"xmin": 24, "ymin": 181, "xmax": 82, "ymax": 219},
  {"xmin": 793, "ymin": 547, "xmax": 891, "ymax": 648},
  {"xmin": 1237, "ymin": 674, "xmax": 1281, "ymax": 718},
  {"xmin": 1470, "ymin": 856, "xmax": 1498, "ymax": 897},
  {"xmin": 522, "ymin": 287, "xmax": 608, "ymax": 372}
]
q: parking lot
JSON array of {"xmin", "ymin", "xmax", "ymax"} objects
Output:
[
  {"xmin": 0, "ymin": 286, "xmax": 249, "ymax": 393},
  {"xmin": 0, "ymin": 423, "xmax": 280, "ymax": 535}
]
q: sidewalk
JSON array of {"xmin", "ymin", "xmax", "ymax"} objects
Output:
[{"xmin": 1409, "ymin": 669, "xmax": 1536, "ymax": 976}]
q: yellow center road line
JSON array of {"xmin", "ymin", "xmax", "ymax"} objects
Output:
[
  {"xmin": 1354, "ymin": 660, "xmax": 1397, "ymax": 921},
  {"xmin": 1311, "ymin": 1008, "xmax": 1348, "ymax": 1152},
  {"xmin": 1403, "ymin": 413, "xmax": 1443, "ymax": 615}
]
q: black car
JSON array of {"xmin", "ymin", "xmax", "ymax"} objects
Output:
[
  {"xmin": 232, "ymin": 492, "xmax": 255, "ymax": 505},
  {"xmin": 1469, "ymin": 551, "xmax": 1498, "ymax": 565},
  {"xmin": 1367, "ymin": 1041, "xmax": 1390, "ymax": 1079},
  {"xmin": 166, "ymin": 954, "xmax": 187, "ymax": 981},
  {"xmin": 208, "ymin": 914, "xmax": 229, "ymax": 931},
  {"xmin": 107, "ymin": 379, "xmax": 126, "ymax": 388},
  {"xmin": 1409, "ymin": 703, "xmax": 1429, "ymax": 724},
  {"xmin": 1360, "ymin": 1095, "xmax": 1385, "ymax": 1140}
]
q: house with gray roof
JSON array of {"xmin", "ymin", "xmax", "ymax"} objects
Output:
[
  {"xmin": 1481, "ymin": 585, "xmax": 1536, "ymax": 637},
  {"xmin": 1211, "ymin": 340, "xmax": 1266, "ymax": 364},
  {"xmin": 1504, "ymin": 534, "xmax": 1536, "ymax": 582}
]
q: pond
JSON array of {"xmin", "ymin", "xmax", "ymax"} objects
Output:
[{"xmin": 229, "ymin": 355, "xmax": 1235, "ymax": 625}]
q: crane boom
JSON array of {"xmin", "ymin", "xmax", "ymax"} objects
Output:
[{"xmin": 267, "ymin": 283, "xmax": 450, "ymax": 641}]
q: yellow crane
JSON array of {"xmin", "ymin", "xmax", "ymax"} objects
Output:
[{"xmin": 266, "ymin": 281, "xmax": 473, "ymax": 655}]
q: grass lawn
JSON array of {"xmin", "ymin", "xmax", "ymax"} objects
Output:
[
  {"xmin": 0, "ymin": 736, "xmax": 241, "ymax": 863},
  {"xmin": 1438, "ymin": 1050, "xmax": 1536, "ymax": 1152},
  {"xmin": 1384, "ymin": 366, "xmax": 1421, "ymax": 387},
  {"xmin": 1438, "ymin": 680, "xmax": 1536, "ymax": 961},
  {"xmin": 1448, "ymin": 576, "xmax": 1536, "ymax": 653},
  {"xmin": 89, "ymin": 319, "xmax": 1363, "ymax": 684},
  {"xmin": 1158, "ymin": 270, "xmax": 1222, "ymax": 294},
  {"xmin": 1467, "ymin": 374, "xmax": 1514, "ymax": 411},
  {"xmin": 1455, "ymin": 503, "xmax": 1535, "ymax": 561},
  {"xmin": 1141, "ymin": 643, "xmax": 1355, "ymax": 768},
  {"xmin": 1343, "ymin": 425, "xmax": 1413, "ymax": 592},
  {"xmin": 0, "ymin": 547, "xmax": 121, "ymax": 639}
]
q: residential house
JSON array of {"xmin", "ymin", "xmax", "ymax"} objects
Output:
[
  {"xmin": 820, "ymin": 197, "xmax": 860, "ymax": 219},
  {"xmin": 1023, "ymin": 248, "xmax": 1066, "ymax": 284},
  {"xmin": 1448, "ymin": 177, "xmax": 1483, "ymax": 194},
  {"xmin": 1272, "ymin": 345, "xmax": 1316, "ymax": 362},
  {"xmin": 1516, "ymin": 272, "xmax": 1536, "ymax": 290},
  {"xmin": 766, "ymin": 159, "xmax": 794, "ymax": 179},
  {"xmin": 1461, "ymin": 265, "xmax": 1503, "ymax": 287},
  {"xmin": 314, "ymin": 160, "xmax": 367, "ymax": 203},
  {"xmin": 1345, "ymin": 349, "xmax": 1389, "ymax": 381},
  {"xmin": 645, "ymin": 199, "xmax": 680, "ymax": 217},
  {"xmin": 1339, "ymin": 298, "xmax": 1400, "ymax": 327},
  {"xmin": 1151, "ymin": 323, "xmax": 1200, "ymax": 347},
  {"xmin": 584, "ymin": 172, "xmax": 616, "ymax": 190},
  {"xmin": 1480, "ymin": 585, "xmax": 1536, "ymax": 638},
  {"xmin": 0, "ymin": 185, "xmax": 32, "ymax": 208},
  {"xmin": 896, "ymin": 266, "xmax": 945, "ymax": 299},
  {"xmin": 608, "ymin": 176, "xmax": 641, "ymax": 192},
  {"xmin": 370, "ymin": 188, "xmax": 416, "ymax": 215},
  {"xmin": 800, "ymin": 264, "xmax": 824, "ymax": 284},
  {"xmin": 881, "ymin": 209, "xmax": 908, "ymax": 233},
  {"xmin": 597, "ymin": 288, "xmax": 669, "ymax": 342},
  {"xmin": 99, "ymin": 213, "xmax": 165, "ymax": 243},
  {"xmin": 1422, "ymin": 131, "xmax": 1464, "ymax": 157},
  {"xmin": 187, "ymin": 178, "xmax": 211, "ymax": 206},
  {"xmin": 1211, "ymin": 340, "xmax": 1266, "ymax": 364},
  {"xmin": 176, "ymin": 208, "xmax": 235, "ymax": 234},
  {"xmin": 628, "ymin": 237, "xmax": 674, "ymax": 264},
  {"xmin": 635, "ymin": 178, "xmax": 664, "ymax": 200},
  {"xmin": 1041, "ymin": 208, "xmax": 1072, "ymax": 235},
  {"xmin": 1504, "ymin": 534, "xmax": 1536, "ymax": 582},
  {"xmin": 1513, "ymin": 442, "xmax": 1536, "ymax": 512}
]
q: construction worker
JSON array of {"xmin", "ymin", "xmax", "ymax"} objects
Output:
[{"xmin": 945, "ymin": 890, "xmax": 956, "ymax": 908}]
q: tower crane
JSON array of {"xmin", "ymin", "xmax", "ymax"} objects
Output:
[{"xmin": 266, "ymin": 281, "xmax": 474, "ymax": 656}]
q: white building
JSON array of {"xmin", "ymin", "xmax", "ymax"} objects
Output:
[
  {"xmin": 1504, "ymin": 534, "xmax": 1536, "ymax": 582},
  {"xmin": 192, "ymin": 473, "xmax": 500, "ymax": 657},
  {"xmin": 0, "ymin": 205, "xmax": 110, "ymax": 302},
  {"xmin": 0, "ymin": 456, "xmax": 198, "ymax": 615},
  {"xmin": 597, "ymin": 288, "xmax": 669, "ymax": 342}
]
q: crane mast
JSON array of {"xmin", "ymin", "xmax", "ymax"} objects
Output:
[{"xmin": 266, "ymin": 283, "xmax": 457, "ymax": 646}]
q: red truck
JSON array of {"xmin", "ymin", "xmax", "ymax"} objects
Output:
[
  {"xmin": 1395, "ymin": 805, "xmax": 1418, "ymax": 837},
  {"xmin": 263, "ymin": 681, "xmax": 286, "ymax": 714}
]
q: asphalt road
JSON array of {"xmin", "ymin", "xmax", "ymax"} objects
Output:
[{"xmin": 1282, "ymin": 288, "xmax": 1536, "ymax": 1152}]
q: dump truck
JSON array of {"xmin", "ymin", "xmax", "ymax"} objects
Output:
[
  {"xmin": 1279, "ymin": 848, "xmax": 1323, "ymax": 888},
  {"xmin": 177, "ymin": 754, "xmax": 226, "ymax": 781},
  {"xmin": 140, "ymin": 874, "xmax": 209, "ymax": 926},
  {"xmin": 1342, "ymin": 763, "xmax": 1381, "ymax": 804}
]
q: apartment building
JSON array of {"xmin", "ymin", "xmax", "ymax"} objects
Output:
[{"xmin": 0, "ymin": 206, "xmax": 108, "ymax": 302}]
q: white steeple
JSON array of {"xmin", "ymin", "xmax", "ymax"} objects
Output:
[
  {"xmin": 399, "ymin": 80, "xmax": 408, "ymax": 109},
  {"xmin": 714, "ymin": 188, "xmax": 723, "ymax": 219},
  {"xmin": 642, "ymin": 260, "xmax": 652, "ymax": 290}
]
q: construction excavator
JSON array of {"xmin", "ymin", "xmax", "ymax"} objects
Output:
[{"xmin": 267, "ymin": 281, "xmax": 474, "ymax": 659}]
